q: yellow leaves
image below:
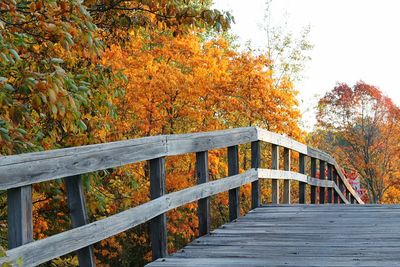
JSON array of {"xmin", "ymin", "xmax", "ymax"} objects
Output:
[{"xmin": 48, "ymin": 88, "xmax": 57, "ymax": 104}]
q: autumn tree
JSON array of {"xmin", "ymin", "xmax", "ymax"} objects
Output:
[
  {"xmin": 313, "ymin": 82, "xmax": 400, "ymax": 203},
  {"xmin": 0, "ymin": 1, "xmax": 305, "ymax": 266}
]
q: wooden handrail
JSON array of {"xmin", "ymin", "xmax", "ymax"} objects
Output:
[{"xmin": 0, "ymin": 127, "xmax": 364, "ymax": 266}]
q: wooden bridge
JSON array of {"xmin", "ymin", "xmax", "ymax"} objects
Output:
[{"xmin": 1, "ymin": 127, "xmax": 398, "ymax": 266}]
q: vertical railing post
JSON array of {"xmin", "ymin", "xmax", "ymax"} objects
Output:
[
  {"xmin": 327, "ymin": 164, "xmax": 333, "ymax": 204},
  {"xmin": 283, "ymin": 148, "xmax": 291, "ymax": 204},
  {"xmin": 150, "ymin": 157, "xmax": 167, "ymax": 260},
  {"xmin": 334, "ymin": 170, "xmax": 340, "ymax": 204},
  {"xmin": 310, "ymin": 158, "xmax": 317, "ymax": 204},
  {"xmin": 319, "ymin": 160, "xmax": 326, "ymax": 204},
  {"xmin": 298, "ymin": 154, "xmax": 306, "ymax": 204},
  {"xmin": 228, "ymin": 145, "xmax": 240, "ymax": 221},
  {"xmin": 64, "ymin": 175, "xmax": 96, "ymax": 266},
  {"xmin": 338, "ymin": 179, "xmax": 345, "ymax": 204},
  {"xmin": 196, "ymin": 151, "xmax": 210, "ymax": 236},
  {"xmin": 251, "ymin": 141, "xmax": 261, "ymax": 209},
  {"xmin": 271, "ymin": 144, "xmax": 280, "ymax": 204},
  {"xmin": 7, "ymin": 185, "xmax": 33, "ymax": 249}
]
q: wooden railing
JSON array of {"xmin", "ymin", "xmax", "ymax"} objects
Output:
[{"xmin": 0, "ymin": 127, "xmax": 363, "ymax": 266}]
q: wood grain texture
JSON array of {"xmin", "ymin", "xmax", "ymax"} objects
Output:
[
  {"xmin": 271, "ymin": 144, "xmax": 280, "ymax": 204},
  {"xmin": 319, "ymin": 160, "xmax": 326, "ymax": 204},
  {"xmin": 0, "ymin": 170, "xmax": 259, "ymax": 267},
  {"xmin": 64, "ymin": 175, "xmax": 95, "ymax": 267},
  {"xmin": 228, "ymin": 146, "xmax": 240, "ymax": 221},
  {"xmin": 196, "ymin": 151, "xmax": 210, "ymax": 236},
  {"xmin": 283, "ymin": 148, "xmax": 291, "ymax": 204},
  {"xmin": 150, "ymin": 157, "xmax": 168, "ymax": 261},
  {"xmin": 0, "ymin": 126, "xmax": 363, "ymax": 204},
  {"xmin": 0, "ymin": 128, "xmax": 256, "ymax": 191},
  {"xmin": 250, "ymin": 141, "xmax": 260, "ymax": 209},
  {"xmin": 7, "ymin": 186, "xmax": 32, "ymax": 249},
  {"xmin": 147, "ymin": 205, "xmax": 400, "ymax": 267},
  {"xmin": 298, "ymin": 153, "xmax": 306, "ymax": 204},
  {"xmin": 327, "ymin": 164, "xmax": 333, "ymax": 203},
  {"xmin": 310, "ymin": 158, "xmax": 317, "ymax": 204}
]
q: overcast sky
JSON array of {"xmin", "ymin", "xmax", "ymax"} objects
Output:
[{"xmin": 213, "ymin": 0, "xmax": 400, "ymax": 130}]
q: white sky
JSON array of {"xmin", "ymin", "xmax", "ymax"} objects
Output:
[{"xmin": 213, "ymin": 0, "xmax": 400, "ymax": 130}]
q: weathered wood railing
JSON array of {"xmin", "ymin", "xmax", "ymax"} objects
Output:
[{"xmin": 0, "ymin": 127, "xmax": 363, "ymax": 266}]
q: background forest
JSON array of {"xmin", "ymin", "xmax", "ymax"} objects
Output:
[{"xmin": 1, "ymin": 0, "xmax": 400, "ymax": 266}]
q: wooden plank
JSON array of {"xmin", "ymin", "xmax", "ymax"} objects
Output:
[
  {"xmin": 251, "ymin": 141, "xmax": 260, "ymax": 209},
  {"xmin": 150, "ymin": 157, "xmax": 168, "ymax": 261},
  {"xmin": 0, "ymin": 170, "xmax": 258, "ymax": 266},
  {"xmin": 298, "ymin": 154, "xmax": 306, "ymax": 204},
  {"xmin": 146, "ymin": 205, "xmax": 400, "ymax": 267},
  {"xmin": 0, "ymin": 136, "xmax": 167, "ymax": 190},
  {"xmin": 0, "ymin": 128, "xmax": 256, "ymax": 190},
  {"xmin": 271, "ymin": 144, "xmax": 279, "ymax": 204},
  {"xmin": 283, "ymin": 148, "xmax": 291, "ymax": 204},
  {"xmin": 7, "ymin": 186, "xmax": 33, "ymax": 249},
  {"xmin": 0, "ymin": 126, "xmax": 363, "ymax": 204},
  {"xmin": 339, "ymin": 179, "xmax": 345, "ymax": 204},
  {"xmin": 310, "ymin": 158, "xmax": 317, "ymax": 204},
  {"xmin": 333, "ymin": 170, "xmax": 339, "ymax": 204},
  {"xmin": 256, "ymin": 128, "xmax": 307, "ymax": 155},
  {"xmin": 228, "ymin": 146, "xmax": 240, "ymax": 221},
  {"xmin": 327, "ymin": 164, "xmax": 333, "ymax": 203},
  {"xmin": 167, "ymin": 127, "xmax": 257, "ymax": 156},
  {"xmin": 319, "ymin": 160, "xmax": 326, "ymax": 204},
  {"xmin": 64, "ymin": 175, "xmax": 95, "ymax": 267},
  {"xmin": 333, "ymin": 184, "xmax": 350, "ymax": 204},
  {"xmin": 196, "ymin": 151, "xmax": 210, "ymax": 236}
]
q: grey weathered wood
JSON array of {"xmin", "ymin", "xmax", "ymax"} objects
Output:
[
  {"xmin": 283, "ymin": 148, "xmax": 291, "ymax": 204},
  {"xmin": 167, "ymin": 128, "xmax": 257, "ymax": 156},
  {"xmin": 196, "ymin": 151, "xmax": 210, "ymax": 236},
  {"xmin": 0, "ymin": 126, "xmax": 363, "ymax": 204},
  {"xmin": 0, "ymin": 128, "xmax": 257, "ymax": 191},
  {"xmin": 298, "ymin": 154, "xmax": 306, "ymax": 204},
  {"xmin": 333, "ymin": 170, "xmax": 339, "ymax": 204},
  {"xmin": 251, "ymin": 141, "xmax": 261, "ymax": 209},
  {"xmin": 310, "ymin": 158, "xmax": 317, "ymax": 204},
  {"xmin": 150, "ymin": 157, "xmax": 168, "ymax": 261},
  {"xmin": 64, "ymin": 175, "xmax": 96, "ymax": 267},
  {"xmin": 271, "ymin": 144, "xmax": 279, "ymax": 204},
  {"xmin": 327, "ymin": 164, "xmax": 333, "ymax": 203},
  {"xmin": 146, "ymin": 205, "xmax": 400, "ymax": 267},
  {"xmin": 0, "ymin": 136, "xmax": 166, "ymax": 190},
  {"xmin": 228, "ymin": 146, "xmax": 240, "ymax": 221},
  {"xmin": 0, "ymin": 170, "xmax": 259, "ymax": 266},
  {"xmin": 319, "ymin": 160, "xmax": 326, "ymax": 204},
  {"xmin": 7, "ymin": 185, "xmax": 33, "ymax": 249},
  {"xmin": 339, "ymin": 179, "xmax": 345, "ymax": 204}
]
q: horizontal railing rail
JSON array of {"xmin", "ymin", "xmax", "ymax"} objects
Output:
[{"xmin": 0, "ymin": 127, "xmax": 363, "ymax": 267}]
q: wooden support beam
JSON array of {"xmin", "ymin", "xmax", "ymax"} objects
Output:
[
  {"xmin": 310, "ymin": 158, "xmax": 317, "ymax": 204},
  {"xmin": 338, "ymin": 179, "xmax": 345, "ymax": 204},
  {"xmin": 298, "ymin": 154, "xmax": 306, "ymax": 204},
  {"xmin": 333, "ymin": 170, "xmax": 339, "ymax": 204},
  {"xmin": 64, "ymin": 175, "xmax": 96, "ymax": 267},
  {"xmin": 196, "ymin": 151, "xmax": 210, "ymax": 236},
  {"xmin": 283, "ymin": 148, "xmax": 291, "ymax": 204},
  {"xmin": 327, "ymin": 164, "xmax": 333, "ymax": 203},
  {"xmin": 228, "ymin": 146, "xmax": 240, "ymax": 221},
  {"xmin": 7, "ymin": 186, "xmax": 33, "ymax": 249},
  {"xmin": 271, "ymin": 144, "xmax": 280, "ymax": 204},
  {"xmin": 319, "ymin": 160, "xmax": 326, "ymax": 204},
  {"xmin": 150, "ymin": 157, "xmax": 167, "ymax": 261},
  {"xmin": 251, "ymin": 141, "xmax": 261, "ymax": 209}
]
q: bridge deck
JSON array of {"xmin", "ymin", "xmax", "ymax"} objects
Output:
[{"xmin": 147, "ymin": 205, "xmax": 400, "ymax": 267}]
